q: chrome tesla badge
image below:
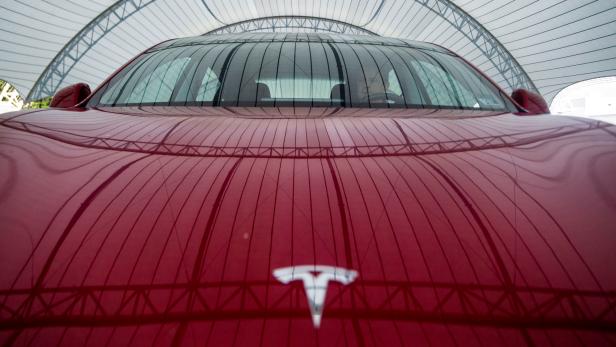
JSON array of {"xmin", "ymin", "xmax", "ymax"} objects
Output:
[{"xmin": 273, "ymin": 265, "xmax": 358, "ymax": 328}]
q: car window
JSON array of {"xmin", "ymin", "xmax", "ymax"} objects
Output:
[
  {"xmin": 409, "ymin": 58, "xmax": 460, "ymax": 107},
  {"xmin": 388, "ymin": 70, "xmax": 403, "ymax": 96},
  {"xmin": 196, "ymin": 68, "xmax": 220, "ymax": 103},
  {"xmin": 130, "ymin": 57, "xmax": 191, "ymax": 104},
  {"xmin": 91, "ymin": 39, "xmax": 512, "ymax": 111}
]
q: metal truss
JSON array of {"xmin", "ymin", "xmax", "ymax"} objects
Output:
[
  {"xmin": 26, "ymin": 0, "xmax": 157, "ymax": 102},
  {"xmin": 203, "ymin": 16, "xmax": 378, "ymax": 36},
  {"xmin": 1, "ymin": 281, "xmax": 614, "ymax": 331},
  {"xmin": 2, "ymin": 118, "xmax": 607, "ymax": 159},
  {"xmin": 414, "ymin": 0, "xmax": 537, "ymax": 92},
  {"xmin": 27, "ymin": 0, "xmax": 536, "ymax": 102}
]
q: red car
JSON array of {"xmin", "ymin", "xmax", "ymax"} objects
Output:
[{"xmin": 1, "ymin": 33, "xmax": 615, "ymax": 346}]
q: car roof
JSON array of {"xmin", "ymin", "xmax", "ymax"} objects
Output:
[{"xmin": 149, "ymin": 32, "xmax": 451, "ymax": 54}]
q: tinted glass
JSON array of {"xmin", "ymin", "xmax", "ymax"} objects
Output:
[{"xmin": 90, "ymin": 38, "xmax": 512, "ymax": 110}]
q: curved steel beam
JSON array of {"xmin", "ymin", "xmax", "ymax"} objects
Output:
[
  {"xmin": 360, "ymin": 0, "xmax": 386, "ymax": 26},
  {"xmin": 28, "ymin": 0, "xmax": 536, "ymax": 101},
  {"xmin": 200, "ymin": 0, "xmax": 226, "ymax": 25},
  {"xmin": 414, "ymin": 0, "xmax": 537, "ymax": 92},
  {"xmin": 202, "ymin": 15, "xmax": 379, "ymax": 36},
  {"xmin": 26, "ymin": 0, "xmax": 157, "ymax": 102}
]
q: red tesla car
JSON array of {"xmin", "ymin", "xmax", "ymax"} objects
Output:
[{"xmin": 1, "ymin": 33, "xmax": 615, "ymax": 346}]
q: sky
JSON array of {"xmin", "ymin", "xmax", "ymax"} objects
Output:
[{"xmin": 551, "ymin": 76, "xmax": 616, "ymax": 124}]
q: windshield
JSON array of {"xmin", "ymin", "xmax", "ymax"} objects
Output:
[{"xmin": 89, "ymin": 37, "xmax": 513, "ymax": 110}]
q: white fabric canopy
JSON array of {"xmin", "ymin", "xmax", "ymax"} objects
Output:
[{"xmin": 1, "ymin": 0, "xmax": 614, "ymax": 103}]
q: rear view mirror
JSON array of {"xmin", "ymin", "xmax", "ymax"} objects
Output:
[
  {"xmin": 511, "ymin": 89, "xmax": 550, "ymax": 115},
  {"xmin": 50, "ymin": 83, "xmax": 91, "ymax": 108}
]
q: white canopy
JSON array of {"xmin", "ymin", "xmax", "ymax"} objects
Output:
[{"xmin": 1, "ymin": 0, "xmax": 614, "ymax": 103}]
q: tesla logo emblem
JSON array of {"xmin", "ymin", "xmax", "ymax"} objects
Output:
[{"xmin": 273, "ymin": 265, "xmax": 358, "ymax": 328}]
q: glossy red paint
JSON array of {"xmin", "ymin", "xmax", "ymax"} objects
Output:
[
  {"xmin": 1, "ymin": 106, "xmax": 615, "ymax": 346},
  {"xmin": 511, "ymin": 89, "xmax": 551, "ymax": 115},
  {"xmin": 49, "ymin": 83, "xmax": 91, "ymax": 109}
]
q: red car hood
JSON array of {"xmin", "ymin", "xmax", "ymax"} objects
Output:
[{"xmin": 1, "ymin": 107, "xmax": 615, "ymax": 345}]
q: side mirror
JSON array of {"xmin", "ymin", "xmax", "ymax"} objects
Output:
[
  {"xmin": 511, "ymin": 89, "xmax": 550, "ymax": 115},
  {"xmin": 50, "ymin": 83, "xmax": 91, "ymax": 108}
]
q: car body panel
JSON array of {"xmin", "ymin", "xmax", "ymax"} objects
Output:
[{"xmin": 1, "ymin": 107, "xmax": 616, "ymax": 345}]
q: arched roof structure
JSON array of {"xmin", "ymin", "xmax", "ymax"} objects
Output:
[{"xmin": 1, "ymin": 0, "xmax": 614, "ymax": 103}]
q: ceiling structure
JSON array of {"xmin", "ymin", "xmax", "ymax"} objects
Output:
[{"xmin": 1, "ymin": 0, "xmax": 615, "ymax": 104}]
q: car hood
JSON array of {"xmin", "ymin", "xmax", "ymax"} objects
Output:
[{"xmin": 1, "ymin": 107, "xmax": 615, "ymax": 345}]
